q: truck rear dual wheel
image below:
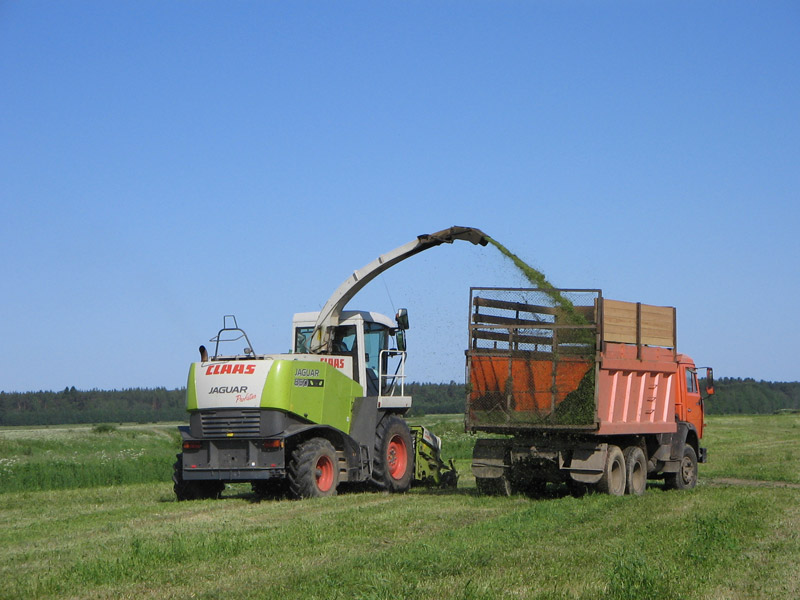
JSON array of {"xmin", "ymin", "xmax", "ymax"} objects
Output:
[
  {"xmin": 288, "ymin": 438, "xmax": 339, "ymax": 499},
  {"xmin": 597, "ymin": 445, "xmax": 626, "ymax": 496},
  {"xmin": 623, "ymin": 446, "xmax": 647, "ymax": 496},
  {"xmin": 372, "ymin": 416, "xmax": 414, "ymax": 492}
]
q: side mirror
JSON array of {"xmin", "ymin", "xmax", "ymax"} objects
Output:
[
  {"xmin": 395, "ymin": 308, "xmax": 409, "ymax": 330},
  {"xmin": 705, "ymin": 367, "xmax": 715, "ymax": 395},
  {"xmin": 396, "ymin": 330, "xmax": 407, "ymax": 352}
]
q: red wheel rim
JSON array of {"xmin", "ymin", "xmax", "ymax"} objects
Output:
[
  {"xmin": 386, "ymin": 435, "xmax": 408, "ymax": 480},
  {"xmin": 315, "ymin": 455, "xmax": 334, "ymax": 492}
]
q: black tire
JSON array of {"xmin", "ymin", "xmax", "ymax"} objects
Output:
[
  {"xmin": 623, "ymin": 446, "xmax": 647, "ymax": 496},
  {"xmin": 372, "ymin": 416, "xmax": 414, "ymax": 492},
  {"xmin": 288, "ymin": 438, "xmax": 339, "ymax": 499},
  {"xmin": 173, "ymin": 453, "xmax": 224, "ymax": 501},
  {"xmin": 476, "ymin": 475, "xmax": 512, "ymax": 496},
  {"xmin": 665, "ymin": 445, "xmax": 698, "ymax": 490},
  {"xmin": 597, "ymin": 445, "xmax": 626, "ymax": 496}
]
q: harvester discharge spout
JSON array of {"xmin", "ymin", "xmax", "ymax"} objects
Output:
[{"xmin": 310, "ymin": 226, "xmax": 488, "ymax": 353}]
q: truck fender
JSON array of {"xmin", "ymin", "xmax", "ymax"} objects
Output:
[
  {"xmin": 563, "ymin": 443, "xmax": 607, "ymax": 485},
  {"xmin": 669, "ymin": 422, "xmax": 699, "ymax": 460},
  {"xmin": 657, "ymin": 422, "xmax": 699, "ymax": 473}
]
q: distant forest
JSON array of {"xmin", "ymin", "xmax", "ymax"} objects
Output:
[{"xmin": 0, "ymin": 377, "xmax": 798, "ymax": 427}]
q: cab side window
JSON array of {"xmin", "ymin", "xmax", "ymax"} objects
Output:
[
  {"xmin": 686, "ymin": 369, "xmax": 698, "ymax": 394},
  {"xmin": 294, "ymin": 327, "xmax": 313, "ymax": 353}
]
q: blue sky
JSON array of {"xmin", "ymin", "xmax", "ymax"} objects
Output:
[{"xmin": 1, "ymin": 1, "xmax": 798, "ymax": 392}]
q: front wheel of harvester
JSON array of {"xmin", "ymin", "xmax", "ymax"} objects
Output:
[
  {"xmin": 623, "ymin": 446, "xmax": 647, "ymax": 496},
  {"xmin": 597, "ymin": 445, "xmax": 626, "ymax": 496},
  {"xmin": 372, "ymin": 416, "xmax": 414, "ymax": 493},
  {"xmin": 665, "ymin": 445, "xmax": 698, "ymax": 490},
  {"xmin": 172, "ymin": 454, "xmax": 224, "ymax": 501},
  {"xmin": 288, "ymin": 438, "xmax": 339, "ymax": 499}
]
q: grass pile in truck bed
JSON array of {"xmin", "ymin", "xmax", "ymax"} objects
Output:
[{"xmin": 467, "ymin": 287, "xmax": 599, "ymax": 430}]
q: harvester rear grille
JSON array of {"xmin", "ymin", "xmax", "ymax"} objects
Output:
[{"xmin": 200, "ymin": 409, "xmax": 261, "ymax": 437}]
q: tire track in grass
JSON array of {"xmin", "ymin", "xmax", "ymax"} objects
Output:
[{"xmin": 704, "ymin": 477, "xmax": 800, "ymax": 489}]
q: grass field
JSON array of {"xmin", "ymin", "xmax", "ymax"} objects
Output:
[{"xmin": 1, "ymin": 414, "xmax": 799, "ymax": 599}]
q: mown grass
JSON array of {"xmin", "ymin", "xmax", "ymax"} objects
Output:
[
  {"xmin": 1, "ymin": 483, "xmax": 797, "ymax": 599},
  {"xmin": 700, "ymin": 414, "xmax": 800, "ymax": 483},
  {"xmin": 1, "ymin": 415, "xmax": 799, "ymax": 599}
]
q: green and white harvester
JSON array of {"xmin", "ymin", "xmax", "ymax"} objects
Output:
[{"xmin": 173, "ymin": 227, "xmax": 485, "ymax": 500}]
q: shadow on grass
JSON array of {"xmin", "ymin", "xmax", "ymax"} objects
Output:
[{"xmin": 163, "ymin": 478, "xmax": 682, "ymax": 504}]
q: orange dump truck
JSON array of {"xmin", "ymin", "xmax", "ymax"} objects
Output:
[{"xmin": 467, "ymin": 288, "xmax": 714, "ymax": 496}]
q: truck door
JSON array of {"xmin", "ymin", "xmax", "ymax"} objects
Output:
[{"xmin": 681, "ymin": 366, "xmax": 704, "ymax": 439}]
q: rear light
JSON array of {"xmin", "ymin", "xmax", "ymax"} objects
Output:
[
  {"xmin": 262, "ymin": 439, "xmax": 283, "ymax": 450},
  {"xmin": 183, "ymin": 441, "xmax": 203, "ymax": 450}
]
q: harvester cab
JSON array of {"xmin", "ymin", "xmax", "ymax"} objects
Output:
[{"xmin": 292, "ymin": 309, "xmax": 409, "ymax": 402}]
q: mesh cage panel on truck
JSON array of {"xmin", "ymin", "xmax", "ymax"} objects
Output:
[{"xmin": 466, "ymin": 288, "xmax": 601, "ymax": 432}]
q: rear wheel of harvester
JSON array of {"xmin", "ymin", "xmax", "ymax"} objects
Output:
[
  {"xmin": 288, "ymin": 438, "xmax": 339, "ymax": 499},
  {"xmin": 665, "ymin": 445, "xmax": 698, "ymax": 490},
  {"xmin": 372, "ymin": 416, "xmax": 414, "ymax": 492},
  {"xmin": 623, "ymin": 446, "xmax": 647, "ymax": 496},
  {"xmin": 172, "ymin": 454, "xmax": 224, "ymax": 501},
  {"xmin": 597, "ymin": 445, "xmax": 626, "ymax": 496}
]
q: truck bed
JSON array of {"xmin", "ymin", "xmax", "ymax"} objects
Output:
[{"xmin": 466, "ymin": 288, "xmax": 679, "ymax": 436}]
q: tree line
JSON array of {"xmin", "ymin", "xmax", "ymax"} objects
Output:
[{"xmin": 0, "ymin": 377, "xmax": 798, "ymax": 426}]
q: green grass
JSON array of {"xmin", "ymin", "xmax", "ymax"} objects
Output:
[
  {"xmin": 0, "ymin": 423, "xmax": 180, "ymax": 493},
  {"xmin": 1, "ymin": 415, "xmax": 799, "ymax": 599},
  {"xmin": 701, "ymin": 414, "xmax": 800, "ymax": 484}
]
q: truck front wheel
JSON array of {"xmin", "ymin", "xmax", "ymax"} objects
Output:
[
  {"xmin": 372, "ymin": 416, "xmax": 414, "ymax": 492},
  {"xmin": 288, "ymin": 438, "xmax": 340, "ymax": 499},
  {"xmin": 665, "ymin": 445, "xmax": 698, "ymax": 490}
]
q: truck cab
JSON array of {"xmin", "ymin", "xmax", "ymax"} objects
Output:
[{"xmin": 676, "ymin": 355, "xmax": 707, "ymax": 456}]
